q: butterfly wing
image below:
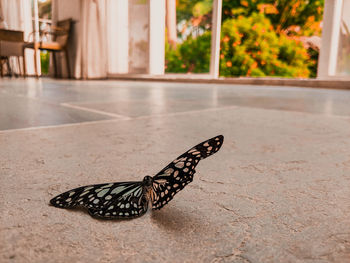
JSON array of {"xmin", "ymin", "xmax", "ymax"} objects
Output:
[
  {"xmin": 151, "ymin": 135, "xmax": 224, "ymax": 210},
  {"xmin": 50, "ymin": 181, "xmax": 148, "ymax": 219}
]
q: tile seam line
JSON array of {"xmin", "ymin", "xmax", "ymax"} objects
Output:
[
  {"xmin": 60, "ymin": 102, "xmax": 131, "ymax": 119},
  {"xmin": 0, "ymin": 105, "xmax": 239, "ymax": 133},
  {"xmin": 0, "ymin": 90, "xmax": 129, "ymax": 119},
  {"xmin": 1, "ymin": 105, "xmax": 350, "ymax": 134},
  {"xmin": 0, "ymin": 89, "xmax": 125, "ymax": 116}
]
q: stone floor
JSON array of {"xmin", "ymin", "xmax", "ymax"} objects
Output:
[{"xmin": 0, "ymin": 78, "xmax": 350, "ymax": 262}]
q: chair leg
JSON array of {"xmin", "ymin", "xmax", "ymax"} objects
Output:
[
  {"xmin": 17, "ymin": 56, "xmax": 22, "ymax": 77},
  {"xmin": 34, "ymin": 46, "xmax": 39, "ymax": 78},
  {"xmin": 65, "ymin": 49, "xmax": 71, "ymax": 79},
  {"xmin": 6, "ymin": 58, "xmax": 12, "ymax": 77},
  {"xmin": 23, "ymin": 48, "xmax": 27, "ymax": 78},
  {"xmin": 0, "ymin": 58, "xmax": 3, "ymax": 78},
  {"xmin": 52, "ymin": 52, "xmax": 57, "ymax": 78}
]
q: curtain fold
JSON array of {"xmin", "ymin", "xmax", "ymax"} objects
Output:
[
  {"xmin": 52, "ymin": 0, "xmax": 108, "ymax": 79},
  {"xmin": 73, "ymin": 0, "xmax": 108, "ymax": 79}
]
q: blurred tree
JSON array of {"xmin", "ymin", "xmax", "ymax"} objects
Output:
[
  {"xmin": 166, "ymin": 13, "xmax": 311, "ymax": 77},
  {"xmin": 166, "ymin": 0, "xmax": 323, "ymax": 77},
  {"xmin": 176, "ymin": 0, "xmax": 206, "ymax": 21},
  {"xmin": 177, "ymin": 0, "xmax": 324, "ymax": 36},
  {"xmin": 176, "ymin": 0, "xmax": 213, "ymax": 40},
  {"xmin": 222, "ymin": 0, "xmax": 324, "ymax": 36},
  {"xmin": 219, "ymin": 13, "xmax": 311, "ymax": 77},
  {"xmin": 38, "ymin": 0, "xmax": 52, "ymax": 19},
  {"xmin": 165, "ymin": 31, "xmax": 211, "ymax": 73}
]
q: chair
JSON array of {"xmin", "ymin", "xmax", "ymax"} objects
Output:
[
  {"xmin": 0, "ymin": 29, "xmax": 25, "ymax": 77},
  {"xmin": 23, "ymin": 18, "xmax": 73, "ymax": 78}
]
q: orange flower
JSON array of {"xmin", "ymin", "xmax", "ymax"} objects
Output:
[
  {"xmin": 220, "ymin": 54, "xmax": 225, "ymax": 59},
  {"xmin": 223, "ymin": 35, "xmax": 230, "ymax": 42},
  {"xmin": 226, "ymin": 61, "xmax": 232, "ymax": 67},
  {"xmin": 255, "ymin": 41, "xmax": 259, "ymax": 46},
  {"xmin": 241, "ymin": 0, "xmax": 248, "ymax": 7},
  {"xmin": 261, "ymin": 60, "xmax": 266, "ymax": 65},
  {"xmin": 181, "ymin": 64, "xmax": 186, "ymax": 68},
  {"xmin": 251, "ymin": 62, "xmax": 258, "ymax": 69},
  {"xmin": 258, "ymin": 3, "xmax": 279, "ymax": 14}
]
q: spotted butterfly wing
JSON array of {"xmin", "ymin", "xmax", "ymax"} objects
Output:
[
  {"xmin": 151, "ymin": 135, "xmax": 224, "ymax": 209},
  {"xmin": 50, "ymin": 181, "xmax": 148, "ymax": 219},
  {"xmin": 50, "ymin": 135, "xmax": 224, "ymax": 219}
]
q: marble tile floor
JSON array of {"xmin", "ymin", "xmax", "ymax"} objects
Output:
[
  {"xmin": 1, "ymin": 78, "xmax": 350, "ymax": 131},
  {"xmin": 1, "ymin": 78, "xmax": 350, "ymax": 262}
]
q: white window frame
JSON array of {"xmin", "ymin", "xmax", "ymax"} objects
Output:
[
  {"xmin": 209, "ymin": 0, "xmax": 222, "ymax": 78},
  {"xmin": 318, "ymin": 0, "xmax": 350, "ymax": 79}
]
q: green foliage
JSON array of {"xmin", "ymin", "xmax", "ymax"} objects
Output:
[
  {"xmin": 167, "ymin": 1, "xmax": 323, "ymax": 77},
  {"xmin": 176, "ymin": 0, "xmax": 213, "ymax": 36},
  {"xmin": 222, "ymin": 0, "xmax": 324, "ymax": 36},
  {"xmin": 165, "ymin": 32, "xmax": 211, "ymax": 73},
  {"xmin": 220, "ymin": 13, "xmax": 310, "ymax": 77},
  {"xmin": 166, "ymin": 13, "xmax": 311, "ymax": 78},
  {"xmin": 306, "ymin": 48, "xmax": 319, "ymax": 78},
  {"xmin": 40, "ymin": 51, "xmax": 50, "ymax": 75},
  {"xmin": 192, "ymin": 0, "xmax": 213, "ymax": 17},
  {"xmin": 177, "ymin": 0, "xmax": 212, "ymax": 21},
  {"xmin": 38, "ymin": 0, "xmax": 52, "ymax": 19}
]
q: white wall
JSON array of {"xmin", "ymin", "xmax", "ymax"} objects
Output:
[
  {"xmin": 107, "ymin": 0, "xmax": 129, "ymax": 74},
  {"xmin": 149, "ymin": 0, "xmax": 165, "ymax": 75},
  {"xmin": 128, "ymin": 0, "xmax": 149, "ymax": 74}
]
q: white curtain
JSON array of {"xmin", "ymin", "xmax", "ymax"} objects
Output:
[
  {"xmin": 0, "ymin": 0, "xmax": 36, "ymax": 75},
  {"xmin": 75, "ymin": 0, "xmax": 107, "ymax": 79},
  {"xmin": 53, "ymin": 0, "xmax": 108, "ymax": 79}
]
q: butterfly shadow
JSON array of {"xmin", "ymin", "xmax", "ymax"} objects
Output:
[
  {"xmin": 150, "ymin": 205, "xmax": 205, "ymax": 232},
  {"xmin": 48, "ymin": 203, "xmax": 134, "ymax": 222}
]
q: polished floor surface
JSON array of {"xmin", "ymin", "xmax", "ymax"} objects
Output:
[
  {"xmin": 1, "ymin": 78, "xmax": 350, "ymax": 131},
  {"xmin": 1, "ymin": 78, "xmax": 350, "ymax": 262}
]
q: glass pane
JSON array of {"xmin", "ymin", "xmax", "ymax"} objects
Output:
[
  {"xmin": 336, "ymin": 0, "xmax": 350, "ymax": 76},
  {"xmin": 165, "ymin": 0, "xmax": 213, "ymax": 74},
  {"xmin": 36, "ymin": 0, "xmax": 52, "ymax": 75}
]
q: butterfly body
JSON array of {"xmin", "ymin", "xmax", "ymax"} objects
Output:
[{"xmin": 50, "ymin": 135, "xmax": 224, "ymax": 219}]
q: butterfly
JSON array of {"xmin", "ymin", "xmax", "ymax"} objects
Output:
[{"xmin": 50, "ymin": 135, "xmax": 224, "ymax": 219}]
